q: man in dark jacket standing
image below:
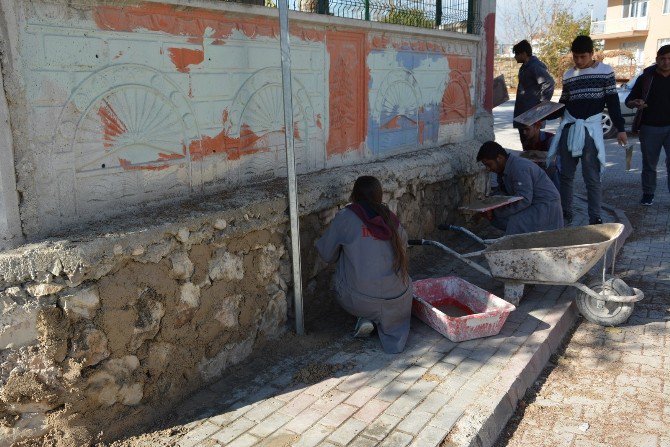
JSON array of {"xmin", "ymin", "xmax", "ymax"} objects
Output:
[
  {"xmin": 512, "ymin": 40, "xmax": 555, "ymax": 145},
  {"xmin": 625, "ymin": 44, "xmax": 670, "ymax": 206}
]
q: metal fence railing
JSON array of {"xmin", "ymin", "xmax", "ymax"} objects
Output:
[{"xmin": 236, "ymin": 0, "xmax": 481, "ymax": 34}]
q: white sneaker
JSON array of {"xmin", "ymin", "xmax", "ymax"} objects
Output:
[{"xmin": 353, "ymin": 318, "xmax": 374, "ymax": 338}]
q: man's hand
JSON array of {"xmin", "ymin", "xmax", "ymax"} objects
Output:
[
  {"xmin": 617, "ymin": 132, "xmax": 628, "ymax": 146},
  {"xmin": 627, "ymin": 99, "xmax": 647, "ymax": 109}
]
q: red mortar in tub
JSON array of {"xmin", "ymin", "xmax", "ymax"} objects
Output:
[{"xmin": 412, "ymin": 276, "xmax": 516, "ymax": 342}]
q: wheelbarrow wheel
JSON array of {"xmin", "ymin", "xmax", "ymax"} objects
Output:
[{"xmin": 576, "ymin": 276, "xmax": 635, "ymax": 326}]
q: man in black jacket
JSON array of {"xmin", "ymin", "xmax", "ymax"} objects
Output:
[
  {"xmin": 625, "ymin": 45, "xmax": 670, "ymax": 206},
  {"xmin": 512, "ymin": 40, "xmax": 555, "ymax": 145}
]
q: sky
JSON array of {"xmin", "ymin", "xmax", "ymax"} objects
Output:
[{"xmin": 495, "ymin": 0, "xmax": 608, "ymax": 45}]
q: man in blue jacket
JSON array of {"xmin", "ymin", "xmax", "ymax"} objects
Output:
[
  {"xmin": 477, "ymin": 141, "xmax": 563, "ymax": 235},
  {"xmin": 513, "ymin": 40, "xmax": 555, "ymax": 145}
]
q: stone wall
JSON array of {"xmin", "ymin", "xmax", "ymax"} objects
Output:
[
  {"xmin": 0, "ymin": 141, "xmax": 489, "ymax": 445},
  {"xmin": 0, "ymin": 0, "xmax": 492, "ymax": 245}
]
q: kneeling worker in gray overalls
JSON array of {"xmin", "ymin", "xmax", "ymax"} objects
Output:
[
  {"xmin": 316, "ymin": 176, "xmax": 412, "ymax": 354},
  {"xmin": 477, "ymin": 141, "xmax": 564, "ymax": 235}
]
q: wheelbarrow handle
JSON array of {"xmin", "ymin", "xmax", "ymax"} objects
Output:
[{"xmin": 438, "ymin": 224, "xmax": 488, "ymax": 246}]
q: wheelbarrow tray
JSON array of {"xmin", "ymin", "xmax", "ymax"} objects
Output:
[
  {"xmin": 483, "ymin": 223, "xmax": 624, "ymax": 283},
  {"xmin": 412, "ymin": 276, "xmax": 516, "ymax": 342}
]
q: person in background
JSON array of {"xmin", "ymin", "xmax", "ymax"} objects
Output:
[
  {"xmin": 477, "ymin": 141, "xmax": 563, "ymax": 235},
  {"xmin": 520, "ymin": 120, "xmax": 561, "ymax": 191},
  {"xmin": 546, "ymin": 35, "xmax": 627, "ymax": 225},
  {"xmin": 512, "ymin": 39, "xmax": 555, "ymax": 145},
  {"xmin": 625, "ymin": 44, "xmax": 670, "ymax": 206},
  {"xmin": 316, "ymin": 176, "xmax": 412, "ymax": 354}
]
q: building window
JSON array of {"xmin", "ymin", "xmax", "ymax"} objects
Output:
[
  {"xmin": 664, "ymin": 0, "xmax": 670, "ymax": 14},
  {"xmin": 623, "ymin": 0, "xmax": 648, "ymax": 17},
  {"xmin": 659, "ymin": 39, "xmax": 670, "ymax": 49}
]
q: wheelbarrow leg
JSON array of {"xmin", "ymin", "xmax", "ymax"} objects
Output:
[{"xmin": 504, "ymin": 282, "xmax": 525, "ymax": 306}]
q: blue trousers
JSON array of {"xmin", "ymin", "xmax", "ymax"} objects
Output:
[
  {"xmin": 639, "ymin": 125, "xmax": 670, "ymax": 195},
  {"xmin": 558, "ymin": 124, "xmax": 602, "ymax": 223}
]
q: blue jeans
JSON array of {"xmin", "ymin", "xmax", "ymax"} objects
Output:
[
  {"xmin": 639, "ymin": 125, "xmax": 670, "ymax": 195},
  {"xmin": 558, "ymin": 124, "xmax": 602, "ymax": 223}
]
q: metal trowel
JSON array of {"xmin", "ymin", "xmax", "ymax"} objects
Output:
[{"xmin": 625, "ymin": 144, "xmax": 634, "ymax": 171}]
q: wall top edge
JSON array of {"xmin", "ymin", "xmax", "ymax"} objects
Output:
[
  {"xmin": 27, "ymin": 0, "xmax": 481, "ymax": 43},
  {"xmin": 0, "ymin": 141, "xmax": 483, "ymax": 285}
]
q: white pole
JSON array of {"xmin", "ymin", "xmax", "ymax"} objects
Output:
[{"xmin": 277, "ymin": 0, "xmax": 305, "ymax": 335}]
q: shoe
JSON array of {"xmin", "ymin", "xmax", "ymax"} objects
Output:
[
  {"xmin": 589, "ymin": 217, "xmax": 603, "ymax": 225},
  {"xmin": 640, "ymin": 194, "xmax": 654, "ymax": 206},
  {"xmin": 353, "ymin": 318, "xmax": 374, "ymax": 338}
]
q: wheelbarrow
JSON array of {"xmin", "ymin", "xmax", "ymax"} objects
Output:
[{"xmin": 409, "ymin": 223, "xmax": 644, "ymax": 326}]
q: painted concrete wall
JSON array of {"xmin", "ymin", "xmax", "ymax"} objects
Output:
[{"xmin": 0, "ymin": 0, "xmax": 491, "ymax": 242}]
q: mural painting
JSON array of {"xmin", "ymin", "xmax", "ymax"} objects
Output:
[{"xmin": 18, "ymin": 1, "xmax": 479, "ymax": 227}]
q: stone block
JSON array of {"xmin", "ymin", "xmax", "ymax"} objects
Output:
[
  {"xmin": 59, "ymin": 287, "xmax": 100, "ymax": 319},
  {"xmin": 209, "ymin": 251, "xmax": 244, "ymax": 282},
  {"xmin": 180, "ymin": 283, "xmax": 201, "ymax": 308},
  {"xmin": 26, "ymin": 283, "xmax": 64, "ymax": 297},
  {"xmin": 69, "ymin": 326, "xmax": 109, "ymax": 367},
  {"xmin": 0, "ymin": 301, "xmax": 40, "ymax": 349},
  {"xmin": 170, "ymin": 252, "xmax": 195, "ymax": 280},
  {"xmin": 215, "ymin": 295, "xmax": 243, "ymax": 328}
]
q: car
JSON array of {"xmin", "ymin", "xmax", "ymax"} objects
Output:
[{"xmin": 601, "ymin": 75, "xmax": 638, "ymax": 139}]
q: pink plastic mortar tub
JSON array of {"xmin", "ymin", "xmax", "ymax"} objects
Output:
[{"xmin": 412, "ymin": 276, "xmax": 516, "ymax": 342}]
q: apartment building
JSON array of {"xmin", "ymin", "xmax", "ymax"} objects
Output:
[{"xmin": 591, "ymin": 0, "xmax": 670, "ymax": 80}]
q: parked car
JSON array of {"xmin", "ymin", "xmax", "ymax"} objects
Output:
[{"xmin": 602, "ymin": 75, "xmax": 638, "ymax": 139}]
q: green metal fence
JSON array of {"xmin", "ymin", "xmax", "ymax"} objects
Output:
[{"xmin": 251, "ymin": 0, "xmax": 480, "ymax": 33}]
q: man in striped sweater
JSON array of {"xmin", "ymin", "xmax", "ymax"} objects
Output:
[{"xmin": 547, "ymin": 35, "xmax": 627, "ymax": 225}]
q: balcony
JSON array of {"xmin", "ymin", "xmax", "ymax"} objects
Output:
[{"xmin": 591, "ymin": 16, "xmax": 649, "ymax": 39}]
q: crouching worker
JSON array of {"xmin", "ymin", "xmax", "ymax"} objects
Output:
[
  {"xmin": 477, "ymin": 141, "xmax": 564, "ymax": 235},
  {"xmin": 316, "ymin": 176, "xmax": 412, "ymax": 354}
]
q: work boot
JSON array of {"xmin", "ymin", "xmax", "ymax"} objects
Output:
[
  {"xmin": 353, "ymin": 318, "xmax": 374, "ymax": 338},
  {"xmin": 640, "ymin": 194, "xmax": 654, "ymax": 206}
]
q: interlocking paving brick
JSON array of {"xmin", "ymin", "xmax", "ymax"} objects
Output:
[
  {"xmin": 303, "ymin": 377, "xmax": 343, "ymax": 398},
  {"xmin": 248, "ymin": 412, "xmax": 292, "ymax": 437},
  {"xmin": 347, "ymin": 435, "xmax": 379, "ymax": 447},
  {"xmin": 396, "ymin": 409, "xmax": 433, "ymax": 435},
  {"xmin": 378, "ymin": 430, "xmax": 414, "ymax": 447},
  {"xmin": 293, "ymin": 423, "xmax": 330, "ymax": 447},
  {"xmin": 278, "ymin": 392, "xmax": 319, "ymax": 417},
  {"xmin": 226, "ymin": 434, "xmax": 259, "ymax": 447},
  {"xmin": 377, "ymin": 379, "xmax": 413, "ymax": 403},
  {"xmin": 282, "ymin": 407, "xmax": 326, "ymax": 434},
  {"xmin": 319, "ymin": 403, "xmax": 358, "ymax": 428},
  {"xmin": 411, "ymin": 425, "xmax": 449, "ymax": 446},
  {"xmin": 360, "ymin": 413, "xmax": 401, "ymax": 441},
  {"xmin": 344, "ymin": 385, "xmax": 380, "ymax": 407},
  {"xmin": 395, "ymin": 365, "xmax": 429, "ymax": 384},
  {"xmin": 327, "ymin": 418, "xmax": 367, "ymax": 445},
  {"xmin": 353, "ymin": 398, "xmax": 391, "ymax": 423},
  {"xmin": 311, "ymin": 389, "xmax": 349, "ymax": 414},
  {"xmin": 209, "ymin": 417, "xmax": 255, "ymax": 445},
  {"xmin": 243, "ymin": 398, "xmax": 284, "ymax": 423},
  {"xmin": 366, "ymin": 368, "xmax": 401, "ymax": 389},
  {"xmin": 177, "ymin": 422, "xmax": 221, "ymax": 447}
]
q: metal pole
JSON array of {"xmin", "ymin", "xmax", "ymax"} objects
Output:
[{"xmin": 278, "ymin": 0, "xmax": 305, "ymax": 335}]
